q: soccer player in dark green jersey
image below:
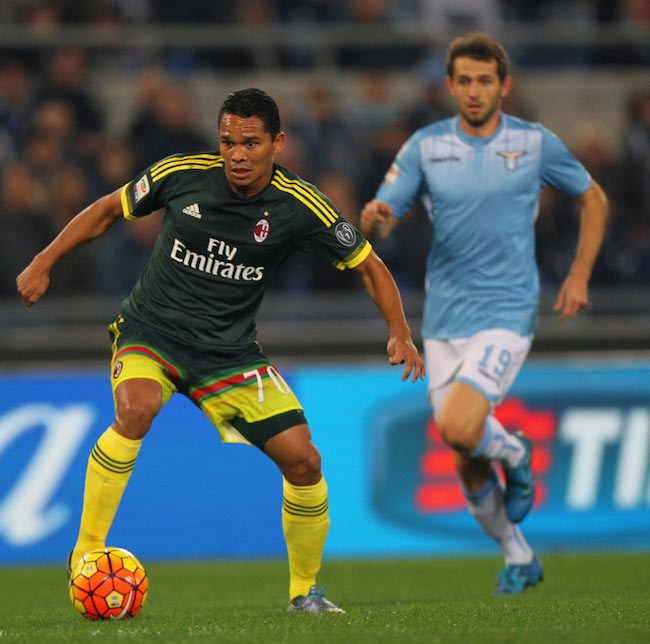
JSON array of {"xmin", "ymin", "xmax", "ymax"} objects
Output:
[{"xmin": 17, "ymin": 88, "xmax": 424, "ymax": 613}]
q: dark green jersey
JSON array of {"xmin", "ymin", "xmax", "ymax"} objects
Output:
[{"xmin": 119, "ymin": 152, "xmax": 372, "ymax": 351}]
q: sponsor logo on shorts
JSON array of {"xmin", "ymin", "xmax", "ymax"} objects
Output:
[
  {"xmin": 334, "ymin": 221, "xmax": 356, "ymax": 247},
  {"xmin": 478, "ymin": 369, "xmax": 500, "ymax": 384},
  {"xmin": 113, "ymin": 361, "xmax": 123, "ymax": 379}
]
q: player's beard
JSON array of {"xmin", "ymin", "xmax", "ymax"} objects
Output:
[{"xmin": 461, "ymin": 99, "xmax": 501, "ymax": 129}]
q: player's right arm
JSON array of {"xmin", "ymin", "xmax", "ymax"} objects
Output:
[
  {"xmin": 17, "ymin": 187, "xmax": 124, "ymax": 306},
  {"xmin": 360, "ymin": 199, "xmax": 399, "ymax": 241},
  {"xmin": 360, "ymin": 132, "xmax": 423, "ymax": 242}
]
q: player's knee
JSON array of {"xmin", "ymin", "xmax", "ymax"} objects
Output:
[
  {"xmin": 114, "ymin": 399, "xmax": 159, "ymax": 439},
  {"xmin": 436, "ymin": 414, "xmax": 479, "ymax": 454},
  {"xmin": 281, "ymin": 446, "xmax": 322, "ymax": 486}
]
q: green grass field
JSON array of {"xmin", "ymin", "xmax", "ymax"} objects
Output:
[{"xmin": 0, "ymin": 552, "xmax": 648, "ymax": 643}]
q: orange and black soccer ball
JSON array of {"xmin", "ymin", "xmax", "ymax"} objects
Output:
[{"xmin": 69, "ymin": 547, "xmax": 148, "ymax": 620}]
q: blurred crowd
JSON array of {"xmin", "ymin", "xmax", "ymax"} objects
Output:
[
  {"xmin": 0, "ymin": 0, "xmax": 648, "ymax": 30},
  {"xmin": 0, "ymin": 1, "xmax": 649, "ymax": 70},
  {"xmin": 0, "ymin": 2, "xmax": 649, "ymax": 298}
]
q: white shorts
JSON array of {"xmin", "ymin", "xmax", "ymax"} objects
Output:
[{"xmin": 424, "ymin": 329, "xmax": 533, "ymax": 411}]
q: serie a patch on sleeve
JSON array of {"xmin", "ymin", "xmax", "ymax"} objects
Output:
[
  {"xmin": 134, "ymin": 175, "xmax": 150, "ymax": 202},
  {"xmin": 383, "ymin": 162, "xmax": 400, "ymax": 186}
]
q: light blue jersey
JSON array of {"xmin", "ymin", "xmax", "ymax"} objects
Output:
[{"xmin": 377, "ymin": 114, "xmax": 592, "ymax": 339}]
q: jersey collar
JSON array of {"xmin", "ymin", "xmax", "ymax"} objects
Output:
[{"xmin": 454, "ymin": 113, "xmax": 506, "ymax": 147}]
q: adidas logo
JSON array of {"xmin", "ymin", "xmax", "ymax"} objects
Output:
[{"xmin": 182, "ymin": 203, "xmax": 201, "ymax": 219}]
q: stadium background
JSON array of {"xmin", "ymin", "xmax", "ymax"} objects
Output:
[{"xmin": 1, "ymin": 1, "xmax": 649, "ymax": 567}]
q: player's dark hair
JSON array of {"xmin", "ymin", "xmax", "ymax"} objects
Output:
[
  {"xmin": 446, "ymin": 32, "xmax": 510, "ymax": 82},
  {"xmin": 218, "ymin": 88, "xmax": 281, "ymax": 138}
]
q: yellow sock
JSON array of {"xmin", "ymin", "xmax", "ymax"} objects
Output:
[
  {"xmin": 282, "ymin": 476, "xmax": 330, "ymax": 600},
  {"xmin": 71, "ymin": 426, "xmax": 142, "ymax": 565}
]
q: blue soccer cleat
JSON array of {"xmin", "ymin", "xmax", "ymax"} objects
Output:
[
  {"xmin": 503, "ymin": 432, "xmax": 535, "ymax": 523},
  {"xmin": 287, "ymin": 585, "xmax": 345, "ymax": 613},
  {"xmin": 495, "ymin": 555, "xmax": 544, "ymax": 595}
]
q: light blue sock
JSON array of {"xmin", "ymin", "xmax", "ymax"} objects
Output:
[
  {"xmin": 464, "ymin": 468, "xmax": 533, "ymax": 565},
  {"xmin": 470, "ymin": 416, "xmax": 525, "ymax": 468}
]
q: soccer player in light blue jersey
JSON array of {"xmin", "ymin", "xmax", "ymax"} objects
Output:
[{"xmin": 361, "ymin": 32, "xmax": 609, "ymax": 595}]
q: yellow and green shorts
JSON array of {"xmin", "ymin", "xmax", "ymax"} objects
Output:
[{"xmin": 108, "ymin": 315, "xmax": 306, "ymax": 449}]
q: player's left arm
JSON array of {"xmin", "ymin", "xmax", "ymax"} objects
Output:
[
  {"xmin": 553, "ymin": 179, "xmax": 609, "ymax": 322},
  {"xmin": 355, "ymin": 250, "xmax": 425, "ymax": 382}
]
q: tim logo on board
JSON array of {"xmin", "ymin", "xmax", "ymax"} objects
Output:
[{"xmin": 370, "ymin": 391, "xmax": 650, "ymax": 550}]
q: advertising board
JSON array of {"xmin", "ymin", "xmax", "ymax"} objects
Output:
[{"xmin": 1, "ymin": 360, "xmax": 648, "ymax": 564}]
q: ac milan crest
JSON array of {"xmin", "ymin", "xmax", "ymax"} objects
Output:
[
  {"xmin": 253, "ymin": 218, "xmax": 270, "ymax": 243},
  {"xmin": 113, "ymin": 361, "xmax": 123, "ymax": 379}
]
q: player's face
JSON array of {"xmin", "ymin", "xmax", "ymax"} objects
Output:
[
  {"xmin": 447, "ymin": 57, "xmax": 512, "ymax": 136},
  {"xmin": 219, "ymin": 114, "xmax": 285, "ymax": 197}
]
